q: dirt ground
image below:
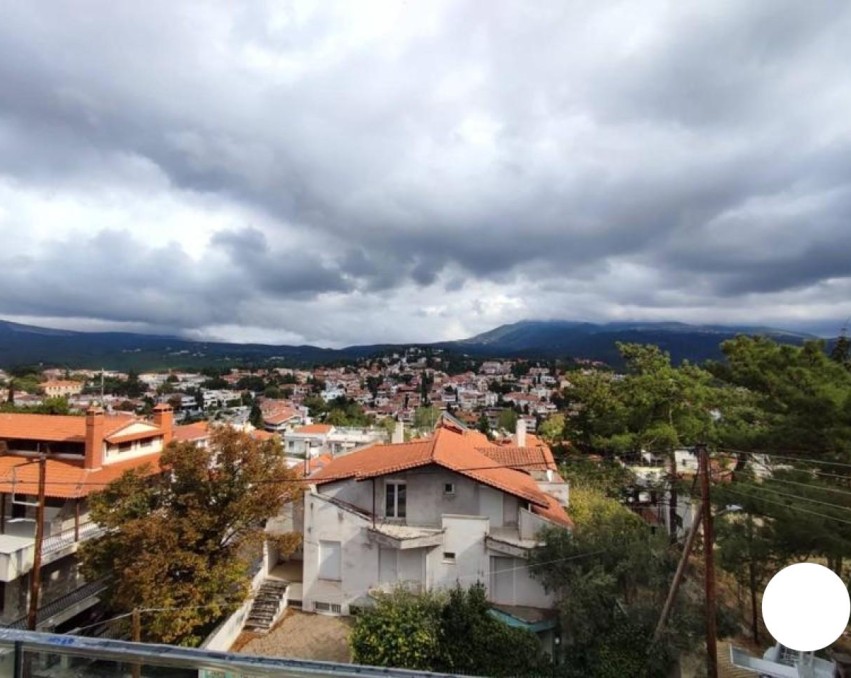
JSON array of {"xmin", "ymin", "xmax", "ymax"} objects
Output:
[{"xmin": 232, "ymin": 609, "xmax": 354, "ymax": 663}]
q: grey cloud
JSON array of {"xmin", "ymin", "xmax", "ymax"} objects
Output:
[{"xmin": 1, "ymin": 1, "xmax": 851, "ymax": 341}]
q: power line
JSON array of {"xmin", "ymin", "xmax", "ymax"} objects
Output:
[
  {"xmin": 720, "ymin": 448, "xmax": 851, "ymax": 471},
  {"xmin": 722, "ymin": 485, "xmax": 851, "ymax": 527},
  {"xmin": 721, "ymin": 482, "xmax": 851, "ymax": 516},
  {"xmin": 760, "ymin": 476, "xmax": 851, "ymax": 499}
]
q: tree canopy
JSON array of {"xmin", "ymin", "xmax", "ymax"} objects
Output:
[
  {"xmin": 529, "ymin": 487, "xmax": 717, "ymax": 677},
  {"xmin": 80, "ymin": 426, "xmax": 303, "ymax": 646},
  {"xmin": 350, "ymin": 584, "xmax": 546, "ymax": 676}
]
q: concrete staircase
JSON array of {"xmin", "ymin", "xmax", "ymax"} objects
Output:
[{"xmin": 244, "ymin": 580, "xmax": 289, "ymax": 633}]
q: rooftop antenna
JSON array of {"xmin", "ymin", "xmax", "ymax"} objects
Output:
[{"xmin": 100, "ymin": 368, "xmax": 104, "ymax": 407}]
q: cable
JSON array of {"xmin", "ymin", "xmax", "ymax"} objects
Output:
[
  {"xmin": 722, "ymin": 486, "xmax": 851, "ymax": 527},
  {"xmin": 720, "ymin": 448, "xmax": 851, "ymax": 471},
  {"xmin": 719, "ymin": 449, "xmax": 851, "ymax": 483},
  {"xmin": 69, "ymin": 610, "xmax": 135, "ymax": 633},
  {"xmin": 760, "ymin": 476, "xmax": 851, "ymax": 499},
  {"xmin": 720, "ymin": 482, "xmax": 851, "ymax": 516}
]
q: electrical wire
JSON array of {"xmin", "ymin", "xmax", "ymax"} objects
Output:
[
  {"xmin": 719, "ymin": 448, "xmax": 851, "ymax": 471},
  {"xmin": 719, "ymin": 481, "xmax": 851, "ymax": 515},
  {"xmin": 759, "ymin": 476, "xmax": 851, "ymax": 499},
  {"xmin": 722, "ymin": 485, "xmax": 851, "ymax": 527}
]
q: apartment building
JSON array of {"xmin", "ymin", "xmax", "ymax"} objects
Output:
[{"xmin": 0, "ymin": 405, "xmax": 173, "ymax": 628}]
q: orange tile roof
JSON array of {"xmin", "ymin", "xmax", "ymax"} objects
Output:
[
  {"xmin": 0, "ymin": 413, "xmax": 137, "ymax": 443},
  {"xmin": 251, "ymin": 430, "xmax": 278, "ymax": 441},
  {"xmin": 312, "ymin": 424, "xmax": 570, "ymax": 524},
  {"xmin": 172, "ymin": 421, "xmax": 209, "ymax": 443},
  {"xmin": 0, "ymin": 453, "xmax": 162, "ymax": 499},
  {"xmin": 477, "ymin": 446, "xmax": 557, "ymax": 472},
  {"xmin": 261, "ymin": 402, "xmax": 300, "ymax": 425},
  {"xmin": 294, "ymin": 424, "xmax": 333, "ymax": 435}
]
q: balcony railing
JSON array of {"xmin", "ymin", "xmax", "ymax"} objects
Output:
[{"xmin": 0, "ymin": 629, "xmax": 465, "ymax": 677}]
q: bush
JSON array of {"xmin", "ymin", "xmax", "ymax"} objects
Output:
[{"xmin": 350, "ymin": 584, "xmax": 548, "ymax": 676}]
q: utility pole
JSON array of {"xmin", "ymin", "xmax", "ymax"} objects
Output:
[
  {"xmin": 698, "ymin": 443, "xmax": 718, "ymax": 678},
  {"xmin": 652, "ymin": 500, "xmax": 704, "ymax": 643},
  {"xmin": 132, "ymin": 608, "xmax": 141, "ymax": 678},
  {"xmin": 27, "ymin": 453, "xmax": 47, "ymax": 631}
]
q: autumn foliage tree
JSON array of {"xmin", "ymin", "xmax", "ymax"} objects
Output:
[{"xmin": 80, "ymin": 426, "xmax": 303, "ymax": 646}]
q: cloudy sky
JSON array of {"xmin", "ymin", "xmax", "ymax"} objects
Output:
[{"xmin": 1, "ymin": 1, "xmax": 850, "ymax": 347}]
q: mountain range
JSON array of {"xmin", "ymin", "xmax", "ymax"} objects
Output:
[{"xmin": 0, "ymin": 318, "xmax": 821, "ymax": 371}]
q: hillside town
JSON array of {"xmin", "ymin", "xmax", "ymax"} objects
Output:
[{"xmin": 1, "ymin": 336, "xmax": 850, "ymax": 677}]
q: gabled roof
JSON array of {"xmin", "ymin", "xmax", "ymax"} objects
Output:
[
  {"xmin": 477, "ymin": 446, "xmax": 557, "ymax": 472},
  {"xmin": 0, "ymin": 453, "xmax": 162, "ymax": 499},
  {"xmin": 261, "ymin": 401, "xmax": 300, "ymax": 425},
  {"xmin": 0, "ymin": 413, "xmax": 139, "ymax": 444},
  {"xmin": 173, "ymin": 421, "xmax": 210, "ymax": 443},
  {"xmin": 311, "ymin": 424, "xmax": 567, "ymax": 516}
]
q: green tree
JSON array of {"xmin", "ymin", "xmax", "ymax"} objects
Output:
[
  {"xmin": 564, "ymin": 343, "xmax": 741, "ymax": 535},
  {"xmin": 530, "ymin": 487, "xmax": 705, "ymax": 677},
  {"xmin": 476, "ymin": 412, "xmax": 491, "ymax": 437},
  {"xmin": 413, "ymin": 406, "xmax": 440, "ymax": 430},
  {"xmin": 249, "ymin": 401, "xmax": 264, "ymax": 429},
  {"xmin": 350, "ymin": 588, "xmax": 444, "ymax": 670},
  {"xmin": 263, "ymin": 385, "xmax": 282, "ymax": 399},
  {"xmin": 437, "ymin": 583, "xmax": 545, "ymax": 677},
  {"xmin": 350, "ymin": 584, "xmax": 545, "ymax": 676},
  {"xmin": 80, "ymin": 427, "xmax": 302, "ymax": 646},
  {"xmin": 538, "ymin": 413, "xmax": 566, "ymax": 445},
  {"xmin": 497, "ymin": 408, "xmax": 518, "ymax": 433}
]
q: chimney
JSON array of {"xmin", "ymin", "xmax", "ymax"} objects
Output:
[
  {"xmin": 153, "ymin": 403, "xmax": 174, "ymax": 446},
  {"xmin": 516, "ymin": 418, "xmax": 527, "ymax": 447},
  {"xmin": 85, "ymin": 406, "xmax": 105, "ymax": 470},
  {"xmin": 392, "ymin": 420, "xmax": 404, "ymax": 445}
]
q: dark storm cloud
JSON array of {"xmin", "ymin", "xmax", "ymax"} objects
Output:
[{"xmin": 1, "ymin": 0, "xmax": 851, "ymax": 341}]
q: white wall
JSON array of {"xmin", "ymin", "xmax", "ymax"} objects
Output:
[{"xmin": 301, "ymin": 492, "xmax": 377, "ymax": 614}]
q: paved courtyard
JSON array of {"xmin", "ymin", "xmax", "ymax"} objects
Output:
[{"xmin": 233, "ymin": 609, "xmax": 354, "ymax": 664}]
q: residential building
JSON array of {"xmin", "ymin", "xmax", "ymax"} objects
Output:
[
  {"xmin": 0, "ymin": 405, "xmax": 173, "ymax": 628},
  {"xmin": 41, "ymin": 381, "xmax": 83, "ymax": 399},
  {"xmin": 298, "ymin": 421, "xmax": 571, "ymax": 645},
  {"xmin": 260, "ymin": 400, "xmax": 304, "ymax": 433}
]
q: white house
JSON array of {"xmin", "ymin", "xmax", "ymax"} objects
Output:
[{"xmin": 298, "ymin": 421, "xmax": 571, "ymax": 645}]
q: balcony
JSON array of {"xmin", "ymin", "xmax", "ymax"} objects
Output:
[
  {"xmin": 366, "ymin": 524, "xmax": 444, "ymax": 550},
  {"xmin": 0, "ymin": 629, "xmax": 461, "ymax": 677},
  {"xmin": 0, "ymin": 521, "xmax": 104, "ymax": 582}
]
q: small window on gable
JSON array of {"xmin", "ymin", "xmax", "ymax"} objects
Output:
[
  {"xmin": 444, "ymin": 482, "xmax": 455, "ymax": 495},
  {"xmin": 443, "ymin": 552, "xmax": 456, "ymax": 563}
]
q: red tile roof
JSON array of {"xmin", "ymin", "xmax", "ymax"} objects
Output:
[
  {"xmin": 0, "ymin": 413, "xmax": 138, "ymax": 443},
  {"xmin": 477, "ymin": 446, "xmax": 557, "ymax": 472},
  {"xmin": 294, "ymin": 424, "xmax": 333, "ymax": 435},
  {"xmin": 261, "ymin": 401, "xmax": 300, "ymax": 426},
  {"xmin": 172, "ymin": 421, "xmax": 210, "ymax": 443},
  {"xmin": 311, "ymin": 424, "xmax": 571, "ymax": 525},
  {"xmin": 251, "ymin": 430, "xmax": 278, "ymax": 442},
  {"xmin": 0, "ymin": 452, "xmax": 162, "ymax": 499}
]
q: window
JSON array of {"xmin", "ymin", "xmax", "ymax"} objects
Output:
[
  {"xmin": 318, "ymin": 540, "xmax": 341, "ymax": 581},
  {"xmin": 443, "ymin": 552, "xmax": 456, "ymax": 563},
  {"xmin": 443, "ymin": 482, "xmax": 455, "ymax": 495},
  {"xmin": 385, "ymin": 481, "xmax": 406, "ymax": 519}
]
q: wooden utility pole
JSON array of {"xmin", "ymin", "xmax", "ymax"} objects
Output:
[
  {"xmin": 132, "ymin": 608, "xmax": 142, "ymax": 678},
  {"xmin": 698, "ymin": 443, "xmax": 718, "ymax": 678},
  {"xmin": 27, "ymin": 453, "xmax": 47, "ymax": 631},
  {"xmin": 652, "ymin": 500, "xmax": 704, "ymax": 643}
]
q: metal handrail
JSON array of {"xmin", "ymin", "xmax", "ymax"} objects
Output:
[{"xmin": 0, "ymin": 629, "xmax": 468, "ymax": 677}]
